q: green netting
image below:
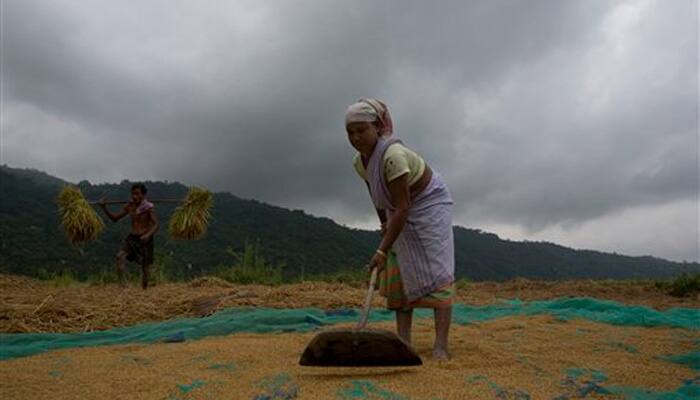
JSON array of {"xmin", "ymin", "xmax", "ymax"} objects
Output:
[
  {"xmin": 450, "ymin": 298, "xmax": 699, "ymax": 329},
  {"xmin": 338, "ymin": 380, "xmax": 407, "ymax": 400},
  {"xmin": 468, "ymin": 369, "xmax": 700, "ymax": 400},
  {"xmin": 560, "ymin": 369, "xmax": 700, "ymax": 400},
  {"xmin": 662, "ymin": 351, "xmax": 700, "ymax": 371},
  {"xmin": 604, "ymin": 381, "xmax": 700, "ymax": 400},
  {"xmin": 467, "ymin": 374, "xmax": 532, "ymax": 399},
  {"xmin": 1, "ymin": 297, "xmax": 697, "ymax": 361},
  {"xmin": 254, "ymin": 373, "xmax": 299, "ymax": 400}
]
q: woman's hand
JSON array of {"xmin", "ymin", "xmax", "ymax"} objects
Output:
[{"xmin": 367, "ymin": 251, "xmax": 387, "ymax": 274}]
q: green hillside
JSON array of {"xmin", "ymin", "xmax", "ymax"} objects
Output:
[{"xmin": 1, "ymin": 165, "xmax": 697, "ymax": 281}]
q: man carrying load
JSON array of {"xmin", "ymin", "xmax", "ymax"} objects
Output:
[{"xmin": 98, "ymin": 183, "xmax": 159, "ymax": 289}]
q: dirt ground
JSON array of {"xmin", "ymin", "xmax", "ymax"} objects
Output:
[
  {"xmin": 1, "ymin": 315, "xmax": 696, "ymax": 399},
  {"xmin": 1, "ymin": 274, "xmax": 697, "ymax": 334},
  {"xmin": 1, "ymin": 274, "xmax": 698, "ymax": 399}
]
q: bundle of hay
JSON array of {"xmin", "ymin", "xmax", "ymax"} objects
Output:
[
  {"xmin": 58, "ymin": 186, "xmax": 105, "ymax": 245},
  {"xmin": 168, "ymin": 187, "xmax": 213, "ymax": 240}
]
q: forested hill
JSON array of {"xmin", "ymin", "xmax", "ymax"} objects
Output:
[{"xmin": 1, "ymin": 165, "xmax": 697, "ymax": 281}]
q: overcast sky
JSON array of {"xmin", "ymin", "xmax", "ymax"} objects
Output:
[{"xmin": 2, "ymin": 0, "xmax": 698, "ymax": 262}]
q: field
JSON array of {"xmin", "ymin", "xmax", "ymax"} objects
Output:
[{"xmin": 0, "ymin": 274, "xmax": 698, "ymax": 399}]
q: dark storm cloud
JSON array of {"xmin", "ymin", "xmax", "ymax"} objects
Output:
[
  {"xmin": 3, "ymin": 0, "xmax": 392, "ymax": 207},
  {"xmin": 2, "ymin": 0, "xmax": 698, "ymax": 260}
]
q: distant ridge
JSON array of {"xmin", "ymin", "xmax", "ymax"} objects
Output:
[{"xmin": 1, "ymin": 164, "xmax": 697, "ymax": 281}]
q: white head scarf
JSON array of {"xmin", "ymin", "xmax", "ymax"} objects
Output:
[{"xmin": 344, "ymin": 98, "xmax": 394, "ymax": 137}]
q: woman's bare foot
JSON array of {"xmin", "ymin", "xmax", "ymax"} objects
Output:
[
  {"xmin": 432, "ymin": 347, "xmax": 450, "ymax": 361},
  {"xmin": 432, "ymin": 306, "xmax": 452, "ymax": 361}
]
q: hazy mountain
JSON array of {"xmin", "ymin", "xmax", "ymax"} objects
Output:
[{"xmin": 1, "ymin": 165, "xmax": 697, "ymax": 281}]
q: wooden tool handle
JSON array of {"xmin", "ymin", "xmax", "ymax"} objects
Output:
[
  {"xmin": 356, "ymin": 266, "xmax": 379, "ymax": 329},
  {"xmin": 88, "ymin": 199, "xmax": 183, "ymax": 205}
]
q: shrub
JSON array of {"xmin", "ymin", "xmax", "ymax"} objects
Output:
[
  {"xmin": 666, "ymin": 273, "xmax": 700, "ymax": 297},
  {"xmin": 216, "ymin": 241, "xmax": 284, "ymax": 285}
]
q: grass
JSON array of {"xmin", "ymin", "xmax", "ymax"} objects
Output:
[
  {"xmin": 85, "ymin": 268, "xmax": 121, "ymax": 286},
  {"xmin": 36, "ymin": 269, "xmax": 80, "ymax": 287},
  {"xmin": 655, "ymin": 273, "xmax": 700, "ymax": 297},
  {"xmin": 302, "ymin": 269, "xmax": 369, "ymax": 288},
  {"xmin": 214, "ymin": 242, "xmax": 285, "ymax": 285},
  {"xmin": 455, "ymin": 278, "xmax": 471, "ymax": 291},
  {"xmin": 35, "ymin": 266, "xmax": 170, "ymax": 288},
  {"xmin": 27, "ymin": 241, "xmax": 697, "ymax": 298}
]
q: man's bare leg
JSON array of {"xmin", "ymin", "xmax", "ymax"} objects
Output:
[
  {"xmin": 396, "ymin": 309, "xmax": 413, "ymax": 344},
  {"xmin": 116, "ymin": 252, "xmax": 128, "ymax": 288},
  {"xmin": 433, "ymin": 306, "xmax": 452, "ymax": 360},
  {"xmin": 141, "ymin": 261, "xmax": 150, "ymax": 290}
]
